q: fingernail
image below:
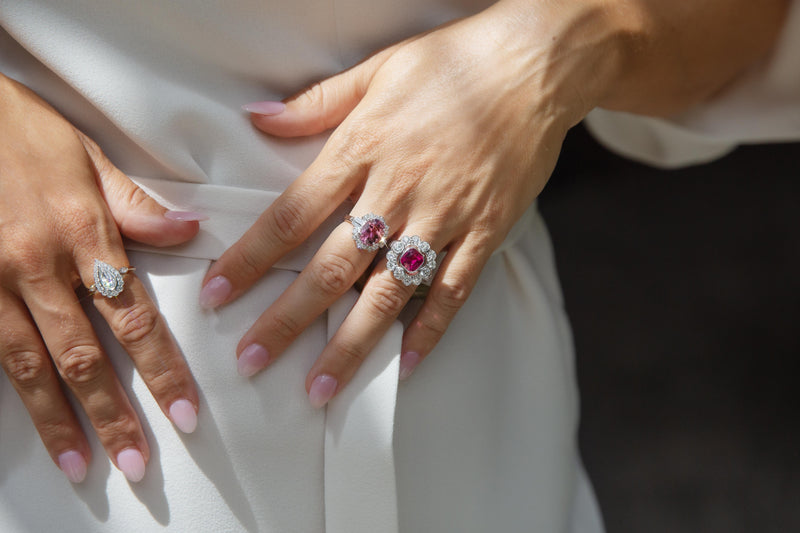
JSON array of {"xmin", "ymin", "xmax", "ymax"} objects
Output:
[
  {"xmin": 58, "ymin": 450, "xmax": 87, "ymax": 483},
  {"xmin": 165, "ymin": 210, "xmax": 209, "ymax": 222},
  {"xmin": 199, "ymin": 275, "xmax": 232, "ymax": 308},
  {"xmin": 399, "ymin": 351, "xmax": 421, "ymax": 381},
  {"xmin": 238, "ymin": 343, "xmax": 270, "ymax": 377},
  {"xmin": 169, "ymin": 399, "xmax": 198, "ymax": 434},
  {"xmin": 116, "ymin": 448, "xmax": 146, "ymax": 483},
  {"xmin": 308, "ymin": 374, "xmax": 337, "ymax": 408},
  {"xmin": 242, "ymin": 101, "xmax": 286, "ymax": 116}
]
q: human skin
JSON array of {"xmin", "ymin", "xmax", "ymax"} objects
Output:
[
  {"xmin": 203, "ymin": 0, "xmax": 789, "ymax": 405},
  {"xmin": 0, "ymin": 0, "xmax": 789, "ymax": 482},
  {"xmin": 0, "ymin": 75, "xmax": 203, "ymax": 482}
]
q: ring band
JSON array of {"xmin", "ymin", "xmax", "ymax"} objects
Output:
[
  {"xmin": 88, "ymin": 259, "xmax": 135, "ymax": 298},
  {"xmin": 345, "ymin": 213, "xmax": 389, "ymax": 252},
  {"xmin": 385, "ymin": 235, "xmax": 437, "ymax": 286}
]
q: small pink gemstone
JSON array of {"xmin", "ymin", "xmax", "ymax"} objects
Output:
[
  {"xmin": 399, "ymin": 247, "xmax": 425, "ymax": 273},
  {"xmin": 359, "ymin": 219, "xmax": 386, "ymax": 247}
]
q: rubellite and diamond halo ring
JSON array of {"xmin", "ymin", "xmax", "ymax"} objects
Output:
[
  {"xmin": 385, "ymin": 235, "xmax": 437, "ymax": 286},
  {"xmin": 88, "ymin": 259, "xmax": 135, "ymax": 298},
  {"xmin": 345, "ymin": 213, "xmax": 389, "ymax": 252}
]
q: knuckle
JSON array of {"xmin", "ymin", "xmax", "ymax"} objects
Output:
[
  {"xmin": 93, "ymin": 413, "xmax": 139, "ymax": 442},
  {"xmin": 333, "ymin": 340, "xmax": 368, "ymax": 369},
  {"xmin": 307, "ymin": 254, "xmax": 355, "ymax": 297},
  {"xmin": 141, "ymin": 356, "xmax": 187, "ymax": 395},
  {"xmin": 433, "ymin": 279, "xmax": 471, "ymax": 313},
  {"xmin": 3, "ymin": 348, "xmax": 49, "ymax": 388},
  {"xmin": 268, "ymin": 194, "xmax": 309, "ymax": 247},
  {"xmin": 59, "ymin": 345, "xmax": 106, "ymax": 386},
  {"xmin": 412, "ymin": 313, "xmax": 449, "ymax": 339},
  {"xmin": 269, "ymin": 311, "xmax": 302, "ymax": 344},
  {"xmin": 114, "ymin": 303, "xmax": 160, "ymax": 346},
  {"xmin": 367, "ymin": 280, "xmax": 407, "ymax": 321}
]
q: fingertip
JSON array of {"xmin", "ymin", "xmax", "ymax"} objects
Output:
[
  {"xmin": 308, "ymin": 374, "xmax": 338, "ymax": 408},
  {"xmin": 168, "ymin": 399, "xmax": 198, "ymax": 434},
  {"xmin": 120, "ymin": 212, "xmax": 202, "ymax": 247},
  {"xmin": 58, "ymin": 450, "xmax": 88, "ymax": 484},
  {"xmin": 399, "ymin": 351, "xmax": 421, "ymax": 381},
  {"xmin": 199, "ymin": 275, "xmax": 232, "ymax": 309},
  {"xmin": 116, "ymin": 448, "xmax": 146, "ymax": 483}
]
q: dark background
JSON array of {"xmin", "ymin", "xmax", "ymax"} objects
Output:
[{"xmin": 538, "ymin": 124, "xmax": 800, "ymax": 533}]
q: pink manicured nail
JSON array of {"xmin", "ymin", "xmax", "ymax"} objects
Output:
[
  {"xmin": 242, "ymin": 101, "xmax": 286, "ymax": 116},
  {"xmin": 399, "ymin": 351, "xmax": 421, "ymax": 381},
  {"xmin": 165, "ymin": 210, "xmax": 209, "ymax": 222},
  {"xmin": 199, "ymin": 275, "xmax": 232, "ymax": 308},
  {"xmin": 238, "ymin": 343, "xmax": 270, "ymax": 377},
  {"xmin": 58, "ymin": 450, "xmax": 87, "ymax": 483},
  {"xmin": 116, "ymin": 448, "xmax": 146, "ymax": 483},
  {"xmin": 169, "ymin": 399, "xmax": 198, "ymax": 434},
  {"xmin": 308, "ymin": 375, "xmax": 337, "ymax": 408}
]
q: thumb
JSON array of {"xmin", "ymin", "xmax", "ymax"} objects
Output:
[
  {"xmin": 244, "ymin": 45, "xmax": 400, "ymax": 138},
  {"xmin": 78, "ymin": 131, "xmax": 204, "ymax": 247}
]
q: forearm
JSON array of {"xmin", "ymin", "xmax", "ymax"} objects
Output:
[
  {"xmin": 601, "ymin": 0, "xmax": 791, "ymax": 116},
  {"xmin": 487, "ymin": 0, "xmax": 790, "ymax": 120}
]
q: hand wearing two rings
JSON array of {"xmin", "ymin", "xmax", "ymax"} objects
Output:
[
  {"xmin": 201, "ymin": 2, "xmax": 609, "ymax": 405},
  {"xmin": 0, "ymin": 74, "xmax": 204, "ymax": 483}
]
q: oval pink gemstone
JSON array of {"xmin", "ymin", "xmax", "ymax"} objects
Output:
[
  {"xmin": 399, "ymin": 247, "xmax": 425, "ymax": 273},
  {"xmin": 359, "ymin": 219, "xmax": 386, "ymax": 247}
]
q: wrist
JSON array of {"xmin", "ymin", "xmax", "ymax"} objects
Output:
[{"xmin": 483, "ymin": 0, "xmax": 645, "ymax": 127}]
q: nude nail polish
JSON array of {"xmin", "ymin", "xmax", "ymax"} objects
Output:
[
  {"xmin": 399, "ymin": 351, "xmax": 421, "ymax": 381},
  {"xmin": 199, "ymin": 275, "xmax": 232, "ymax": 308},
  {"xmin": 58, "ymin": 450, "xmax": 87, "ymax": 484},
  {"xmin": 242, "ymin": 101, "xmax": 286, "ymax": 115},
  {"xmin": 238, "ymin": 343, "xmax": 270, "ymax": 377},
  {"xmin": 169, "ymin": 399, "xmax": 198, "ymax": 434},
  {"xmin": 116, "ymin": 448, "xmax": 146, "ymax": 483},
  {"xmin": 165, "ymin": 210, "xmax": 209, "ymax": 222},
  {"xmin": 308, "ymin": 374, "xmax": 337, "ymax": 408}
]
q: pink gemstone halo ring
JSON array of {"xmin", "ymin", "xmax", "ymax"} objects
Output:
[
  {"xmin": 345, "ymin": 213, "xmax": 390, "ymax": 252},
  {"xmin": 385, "ymin": 235, "xmax": 438, "ymax": 287},
  {"xmin": 87, "ymin": 259, "xmax": 136, "ymax": 298}
]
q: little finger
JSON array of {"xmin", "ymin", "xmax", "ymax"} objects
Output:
[
  {"xmin": 0, "ymin": 290, "xmax": 90, "ymax": 483},
  {"xmin": 398, "ymin": 238, "xmax": 490, "ymax": 380}
]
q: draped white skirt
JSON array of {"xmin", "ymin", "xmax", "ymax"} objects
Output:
[{"xmin": 0, "ymin": 179, "xmax": 603, "ymax": 532}]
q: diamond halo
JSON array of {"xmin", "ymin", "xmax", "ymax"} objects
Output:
[
  {"xmin": 385, "ymin": 235, "xmax": 437, "ymax": 286},
  {"xmin": 89, "ymin": 259, "xmax": 135, "ymax": 298}
]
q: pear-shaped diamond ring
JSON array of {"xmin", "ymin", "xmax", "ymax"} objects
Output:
[{"xmin": 88, "ymin": 259, "xmax": 136, "ymax": 298}]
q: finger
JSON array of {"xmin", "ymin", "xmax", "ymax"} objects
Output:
[
  {"xmin": 399, "ymin": 238, "xmax": 488, "ymax": 380},
  {"xmin": 21, "ymin": 278, "xmax": 151, "ymax": 483},
  {"xmin": 200, "ymin": 151, "xmax": 365, "ymax": 308},
  {"xmin": 78, "ymin": 131, "xmax": 205, "ymax": 246},
  {"xmin": 0, "ymin": 290, "xmax": 90, "ymax": 483},
  {"xmin": 235, "ymin": 223, "xmax": 377, "ymax": 376},
  {"xmin": 244, "ymin": 44, "xmax": 401, "ymax": 137},
  {"xmin": 77, "ymin": 249, "xmax": 200, "ymax": 437},
  {"xmin": 304, "ymin": 228, "xmax": 445, "ymax": 406}
]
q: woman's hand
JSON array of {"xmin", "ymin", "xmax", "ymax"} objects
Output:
[
  {"xmin": 202, "ymin": 0, "xmax": 626, "ymax": 405},
  {"xmin": 0, "ymin": 74, "xmax": 203, "ymax": 483}
]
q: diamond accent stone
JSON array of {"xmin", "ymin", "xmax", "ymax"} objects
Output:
[{"xmin": 93, "ymin": 259, "xmax": 125, "ymax": 298}]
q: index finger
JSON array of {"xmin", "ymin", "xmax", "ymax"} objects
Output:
[{"xmin": 199, "ymin": 148, "xmax": 364, "ymax": 309}]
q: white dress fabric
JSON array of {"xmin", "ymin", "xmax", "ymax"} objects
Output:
[
  {"xmin": 1, "ymin": 0, "xmax": 797, "ymax": 531},
  {"xmin": 0, "ymin": 2, "xmax": 599, "ymax": 532}
]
